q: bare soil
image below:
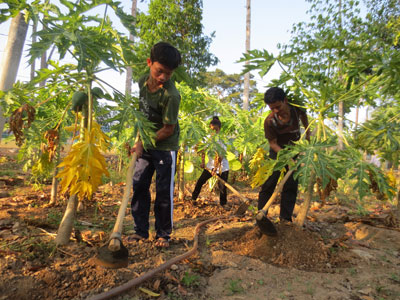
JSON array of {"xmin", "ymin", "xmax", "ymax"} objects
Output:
[{"xmin": 1, "ymin": 147, "xmax": 400, "ymax": 300}]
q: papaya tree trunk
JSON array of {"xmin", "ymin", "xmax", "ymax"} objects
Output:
[
  {"xmin": 49, "ymin": 146, "xmax": 61, "ymax": 206},
  {"xmin": 295, "ymin": 172, "xmax": 316, "ymax": 227},
  {"xmin": 396, "ymin": 188, "xmax": 400, "ymax": 220},
  {"xmin": 56, "ymin": 106, "xmax": 87, "ymax": 244},
  {"xmin": 39, "ymin": 50, "xmax": 47, "ymax": 87},
  {"xmin": 118, "ymin": 153, "xmax": 123, "ymax": 174},
  {"xmin": 30, "ymin": 22, "xmax": 37, "ymax": 81},
  {"xmin": 55, "ymin": 194, "xmax": 78, "ymax": 245}
]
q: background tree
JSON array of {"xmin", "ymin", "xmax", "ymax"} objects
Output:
[
  {"xmin": 133, "ymin": 0, "xmax": 218, "ymax": 85},
  {"xmin": 125, "ymin": 0, "xmax": 138, "ymax": 96},
  {"xmin": 0, "ymin": 12, "xmax": 28, "ymax": 142},
  {"xmin": 238, "ymin": 0, "xmax": 398, "ymax": 226},
  {"xmin": 362, "ymin": 0, "xmax": 400, "ymax": 100},
  {"xmin": 0, "ymin": 0, "xmax": 151, "ymax": 245},
  {"xmin": 243, "ymin": 0, "xmax": 251, "ymax": 110},
  {"xmin": 203, "ymin": 68, "xmax": 260, "ymax": 110},
  {"xmin": 353, "ymin": 103, "xmax": 400, "ymax": 169}
]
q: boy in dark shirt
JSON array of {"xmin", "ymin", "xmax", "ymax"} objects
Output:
[
  {"xmin": 258, "ymin": 87, "xmax": 310, "ymax": 229},
  {"xmin": 130, "ymin": 42, "xmax": 181, "ymax": 248}
]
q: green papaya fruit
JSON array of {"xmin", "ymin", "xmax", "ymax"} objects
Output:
[
  {"xmin": 91, "ymin": 87, "xmax": 104, "ymax": 99},
  {"xmin": 327, "ymin": 112, "xmax": 337, "ymax": 118},
  {"xmin": 72, "ymin": 91, "xmax": 88, "ymax": 112}
]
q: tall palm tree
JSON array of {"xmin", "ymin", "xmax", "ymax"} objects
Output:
[
  {"xmin": 125, "ymin": 0, "xmax": 138, "ymax": 96},
  {"xmin": 0, "ymin": 12, "xmax": 28, "ymax": 142},
  {"xmin": 243, "ymin": 0, "xmax": 251, "ymax": 110}
]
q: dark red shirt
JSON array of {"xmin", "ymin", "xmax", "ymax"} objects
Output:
[{"xmin": 264, "ymin": 105, "xmax": 306, "ymax": 157}]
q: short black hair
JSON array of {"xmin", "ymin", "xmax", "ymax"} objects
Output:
[
  {"xmin": 210, "ymin": 116, "xmax": 221, "ymax": 128},
  {"xmin": 150, "ymin": 42, "xmax": 182, "ymax": 70},
  {"xmin": 264, "ymin": 87, "xmax": 286, "ymax": 104}
]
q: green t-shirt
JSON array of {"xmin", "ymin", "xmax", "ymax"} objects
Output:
[{"xmin": 138, "ymin": 75, "xmax": 181, "ymax": 151}]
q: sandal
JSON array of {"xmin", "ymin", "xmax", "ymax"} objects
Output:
[
  {"xmin": 127, "ymin": 233, "xmax": 146, "ymax": 242},
  {"xmin": 155, "ymin": 237, "xmax": 169, "ymax": 248}
]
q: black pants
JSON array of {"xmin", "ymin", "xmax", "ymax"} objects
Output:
[
  {"xmin": 192, "ymin": 169, "xmax": 229, "ymax": 206},
  {"xmin": 258, "ymin": 166, "xmax": 298, "ymax": 221},
  {"xmin": 131, "ymin": 150, "xmax": 176, "ymax": 240}
]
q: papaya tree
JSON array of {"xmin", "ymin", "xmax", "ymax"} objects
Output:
[
  {"xmin": 203, "ymin": 68, "xmax": 260, "ymax": 110},
  {"xmin": 0, "ymin": 0, "xmax": 155, "ymax": 245},
  {"xmin": 352, "ymin": 103, "xmax": 400, "ymax": 213},
  {"xmin": 177, "ymin": 82, "xmax": 228, "ymax": 200},
  {"xmin": 237, "ymin": 0, "xmax": 399, "ymax": 226},
  {"xmin": 353, "ymin": 104, "xmax": 400, "ymax": 169},
  {"xmin": 177, "ymin": 82, "xmax": 246, "ymax": 200}
]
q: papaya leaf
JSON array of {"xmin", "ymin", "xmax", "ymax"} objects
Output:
[
  {"xmin": 230, "ymin": 160, "xmax": 242, "ymax": 172},
  {"xmin": 57, "ymin": 121, "xmax": 110, "ymax": 200},
  {"xmin": 184, "ymin": 160, "xmax": 194, "ymax": 174}
]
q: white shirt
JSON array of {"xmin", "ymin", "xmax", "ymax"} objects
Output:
[{"xmin": 206, "ymin": 139, "xmax": 229, "ymax": 173}]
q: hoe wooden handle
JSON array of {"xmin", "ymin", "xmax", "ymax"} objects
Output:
[
  {"xmin": 259, "ymin": 168, "xmax": 294, "ymax": 214},
  {"xmin": 108, "ymin": 152, "xmax": 137, "ymax": 251},
  {"xmin": 211, "ymin": 172, "xmax": 251, "ymax": 204},
  {"xmin": 108, "ymin": 133, "xmax": 140, "ymax": 251}
]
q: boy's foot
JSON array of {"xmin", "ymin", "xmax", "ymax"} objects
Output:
[
  {"xmin": 279, "ymin": 218, "xmax": 293, "ymax": 225},
  {"xmin": 127, "ymin": 233, "xmax": 146, "ymax": 242},
  {"xmin": 221, "ymin": 204, "xmax": 230, "ymax": 210},
  {"xmin": 155, "ymin": 237, "xmax": 169, "ymax": 248}
]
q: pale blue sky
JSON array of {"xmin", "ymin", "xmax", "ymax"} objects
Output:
[{"xmin": 202, "ymin": 0, "xmax": 310, "ymax": 77}]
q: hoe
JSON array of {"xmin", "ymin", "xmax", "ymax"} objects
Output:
[{"xmin": 93, "ymin": 151, "xmax": 138, "ymax": 268}]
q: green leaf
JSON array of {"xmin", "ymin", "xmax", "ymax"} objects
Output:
[
  {"xmin": 226, "ymin": 151, "xmax": 237, "ymax": 162},
  {"xmin": 184, "ymin": 160, "xmax": 194, "ymax": 173},
  {"xmin": 230, "ymin": 160, "xmax": 242, "ymax": 171}
]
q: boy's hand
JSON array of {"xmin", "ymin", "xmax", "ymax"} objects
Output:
[{"xmin": 131, "ymin": 140, "xmax": 143, "ymax": 158}]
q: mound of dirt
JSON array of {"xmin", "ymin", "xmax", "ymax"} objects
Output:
[{"xmin": 224, "ymin": 223, "xmax": 347, "ymax": 272}]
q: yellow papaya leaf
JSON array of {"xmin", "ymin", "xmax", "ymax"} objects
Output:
[
  {"xmin": 208, "ymin": 176, "xmax": 217, "ymax": 190},
  {"xmin": 64, "ymin": 125, "xmax": 77, "ymax": 132},
  {"xmin": 57, "ymin": 121, "xmax": 110, "ymax": 201},
  {"xmin": 249, "ymin": 148, "xmax": 267, "ymax": 170},
  {"xmin": 70, "ymin": 181, "xmax": 81, "ymax": 195},
  {"xmin": 250, "ymin": 163, "xmax": 276, "ymax": 188},
  {"xmin": 62, "ymin": 168, "xmax": 77, "ymax": 188}
]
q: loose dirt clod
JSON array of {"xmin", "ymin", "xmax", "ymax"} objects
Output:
[{"xmin": 225, "ymin": 224, "xmax": 343, "ymax": 272}]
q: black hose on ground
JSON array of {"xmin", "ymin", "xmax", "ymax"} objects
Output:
[{"xmin": 87, "ymin": 216, "xmax": 233, "ymax": 300}]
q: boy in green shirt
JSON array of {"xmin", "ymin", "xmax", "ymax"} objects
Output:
[{"xmin": 130, "ymin": 42, "xmax": 181, "ymax": 248}]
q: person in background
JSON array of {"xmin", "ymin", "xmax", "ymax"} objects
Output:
[
  {"xmin": 191, "ymin": 116, "xmax": 230, "ymax": 207},
  {"xmin": 258, "ymin": 87, "xmax": 310, "ymax": 232},
  {"xmin": 130, "ymin": 42, "xmax": 182, "ymax": 248},
  {"xmin": 370, "ymin": 151, "xmax": 381, "ymax": 168}
]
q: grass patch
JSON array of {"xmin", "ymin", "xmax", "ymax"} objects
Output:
[
  {"xmin": 4, "ymin": 237, "xmax": 57, "ymax": 261},
  {"xmin": 226, "ymin": 278, "xmax": 244, "ymax": 295},
  {"xmin": 305, "ymin": 281, "xmax": 315, "ymax": 295},
  {"xmin": 181, "ymin": 271, "xmax": 200, "ymax": 287},
  {"xmin": 47, "ymin": 209, "xmax": 63, "ymax": 227}
]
